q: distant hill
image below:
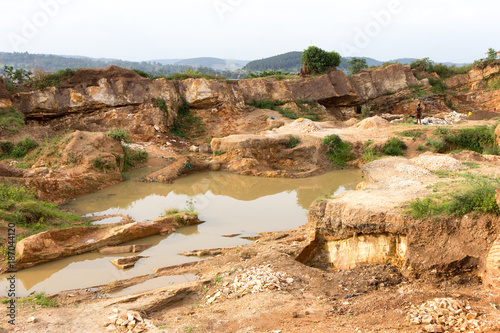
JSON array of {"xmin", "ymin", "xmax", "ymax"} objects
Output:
[
  {"xmin": 244, "ymin": 52, "xmax": 302, "ymax": 72},
  {"xmin": 174, "ymin": 57, "xmax": 249, "ymax": 70},
  {"xmin": 243, "ymin": 52, "xmax": 469, "ymax": 74},
  {"xmin": 0, "ymin": 52, "xmax": 211, "ymax": 76}
]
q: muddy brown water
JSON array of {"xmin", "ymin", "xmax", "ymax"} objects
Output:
[{"xmin": 2, "ymin": 169, "xmax": 361, "ymax": 297}]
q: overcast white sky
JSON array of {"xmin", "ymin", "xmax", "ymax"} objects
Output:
[{"xmin": 1, "ymin": 0, "xmax": 498, "ymax": 63}]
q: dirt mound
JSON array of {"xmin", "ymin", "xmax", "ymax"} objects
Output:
[
  {"xmin": 343, "ymin": 118, "xmax": 359, "ymax": 126},
  {"xmin": 66, "ymin": 65, "xmax": 145, "ymax": 86},
  {"xmin": 352, "ymin": 115, "xmax": 391, "ymax": 129},
  {"xmin": 279, "ymin": 118, "xmax": 322, "ymax": 133},
  {"xmin": 468, "ymin": 110, "xmax": 500, "ymax": 120}
]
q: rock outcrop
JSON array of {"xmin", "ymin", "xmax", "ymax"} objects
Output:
[
  {"xmin": 445, "ymin": 60, "xmax": 500, "ymax": 89},
  {"xmin": 303, "ymin": 156, "xmax": 500, "ymax": 281},
  {"xmin": 11, "ymin": 64, "xmax": 423, "ymax": 136},
  {"xmin": 21, "ymin": 131, "xmax": 125, "ymax": 203},
  {"xmin": 348, "ymin": 63, "xmax": 419, "ymax": 101},
  {"xmin": 13, "ymin": 66, "xmax": 183, "ymax": 136},
  {"xmin": 0, "ymin": 79, "xmax": 12, "ymax": 108},
  {"xmin": 211, "ymin": 133, "xmax": 330, "ymax": 177},
  {"xmin": 15, "ymin": 213, "xmax": 202, "ymax": 271}
]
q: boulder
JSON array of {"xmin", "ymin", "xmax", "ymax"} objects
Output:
[
  {"xmin": 111, "ymin": 255, "xmax": 149, "ymax": 269},
  {"xmin": 15, "ymin": 213, "xmax": 203, "ymax": 270},
  {"xmin": 211, "ymin": 133, "xmax": 330, "ymax": 177},
  {"xmin": 349, "ymin": 64, "xmax": 418, "ymax": 101}
]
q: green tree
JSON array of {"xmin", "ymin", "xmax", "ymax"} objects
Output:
[
  {"xmin": 301, "ymin": 46, "xmax": 341, "ymax": 74},
  {"xmin": 487, "ymin": 48, "xmax": 498, "ymax": 62},
  {"xmin": 3, "ymin": 66, "xmax": 32, "ymax": 83},
  {"xmin": 347, "ymin": 57, "xmax": 368, "ymax": 75},
  {"xmin": 410, "ymin": 58, "xmax": 433, "ymax": 72}
]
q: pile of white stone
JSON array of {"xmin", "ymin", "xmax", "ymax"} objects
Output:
[
  {"xmin": 412, "ymin": 155, "xmax": 467, "ymax": 172},
  {"xmin": 277, "ymin": 118, "xmax": 322, "ymax": 133},
  {"xmin": 406, "ymin": 298, "xmax": 482, "ymax": 332},
  {"xmin": 105, "ymin": 309, "xmax": 157, "ymax": 332},
  {"xmin": 206, "ymin": 265, "xmax": 293, "ymax": 304}
]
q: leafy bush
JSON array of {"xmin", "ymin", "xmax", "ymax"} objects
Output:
[
  {"xmin": 428, "ymin": 77, "xmax": 447, "ymax": 94},
  {"xmin": 170, "ymin": 98, "xmax": 204, "ymax": 138},
  {"xmin": 9, "ymin": 136, "xmax": 38, "ymax": 158},
  {"xmin": 449, "ymin": 181, "xmax": 500, "ymax": 215},
  {"xmin": 123, "ymin": 147, "xmax": 148, "ymax": 171},
  {"xmin": 92, "ymin": 155, "xmax": 116, "ymax": 171},
  {"xmin": 106, "ymin": 128, "xmax": 130, "ymax": 143},
  {"xmin": 0, "ymin": 106, "xmax": 25, "ymax": 134},
  {"xmin": 323, "ymin": 135, "xmax": 353, "ymax": 167},
  {"xmin": 444, "ymin": 125, "xmax": 496, "ymax": 153},
  {"xmin": 0, "ymin": 141, "xmax": 14, "ymax": 154},
  {"xmin": 287, "ymin": 135, "xmax": 301, "ymax": 148},
  {"xmin": 301, "ymin": 46, "xmax": 341, "ymax": 74},
  {"xmin": 383, "ymin": 138, "xmax": 407, "ymax": 156}
]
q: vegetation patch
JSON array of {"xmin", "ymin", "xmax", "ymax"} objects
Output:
[
  {"xmin": 213, "ymin": 150, "xmax": 226, "ymax": 156},
  {"xmin": 0, "ymin": 106, "xmax": 25, "ymax": 134},
  {"xmin": 428, "ymin": 77, "xmax": 447, "ymax": 94},
  {"xmin": 156, "ymin": 97, "xmax": 169, "ymax": 118},
  {"xmin": 248, "ymin": 99, "xmax": 286, "ymax": 111},
  {"xmin": 170, "ymin": 99, "xmax": 204, "ymax": 138},
  {"xmin": 0, "ymin": 183, "xmax": 86, "ymax": 237},
  {"xmin": 106, "ymin": 128, "xmax": 130, "ymax": 143},
  {"xmin": 383, "ymin": 138, "xmax": 407, "ymax": 156},
  {"xmin": 0, "ymin": 136, "xmax": 38, "ymax": 159},
  {"xmin": 123, "ymin": 146, "xmax": 148, "ymax": 171},
  {"xmin": 323, "ymin": 134, "xmax": 353, "ymax": 167},
  {"xmin": 362, "ymin": 140, "xmax": 381, "ymax": 163},
  {"xmin": 397, "ymin": 130, "xmax": 424, "ymax": 138},
  {"xmin": 33, "ymin": 68, "xmax": 76, "ymax": 90},
  {"xmin": 92, "ymin": 155, "xmax": 116, "ymax": 171},
  {"xmin": 426, "ymin": 125, "xmax": 498, "ymax": 154},
  {"xmin": 405, "ymin": 173, "xmax": 500, "ymax": 219},
  {"xmin": 287, "ymin": 135, "xmax": 301, "ymax": 148},
  {"xmin": 19, "ymin": 292, "xmax": 58, "ymax": 308}
]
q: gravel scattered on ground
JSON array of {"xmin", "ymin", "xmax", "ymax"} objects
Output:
[
  {"xmin": 406, "ymin": 298, "xmax": 489, "ymax": 332},
  {"xmin": 206, "ymin": 265, "xmax": 293, "ymax": 304},
  {"xmin": 396, "ymin": 163, "xmax": 432, "ymax": 177},
  {"xmin": 412, "ymin": 155, "xmax": 467, "ymax": 171}
]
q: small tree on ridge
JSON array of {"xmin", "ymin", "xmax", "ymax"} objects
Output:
[{"xmin": 301, "ymin": 46, "xmax": 341, "ymax": 75}]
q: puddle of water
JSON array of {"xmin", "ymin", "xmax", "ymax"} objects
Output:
[
  {"xmin": 1, "ymin": 169, "xmax": 361, "ymax": 297},
  {"xmin": 110, "ymin": 274, "xmax": 199, "ymax": 298}
]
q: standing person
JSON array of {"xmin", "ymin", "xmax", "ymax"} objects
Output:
[{"xmin": 416, "ymin": 103, "xmax": 423, "ymax": 125}]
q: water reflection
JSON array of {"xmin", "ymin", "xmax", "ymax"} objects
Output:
[{"xmin": 1, "ymin": 169, "xmax": 360, "ymax": 296}]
